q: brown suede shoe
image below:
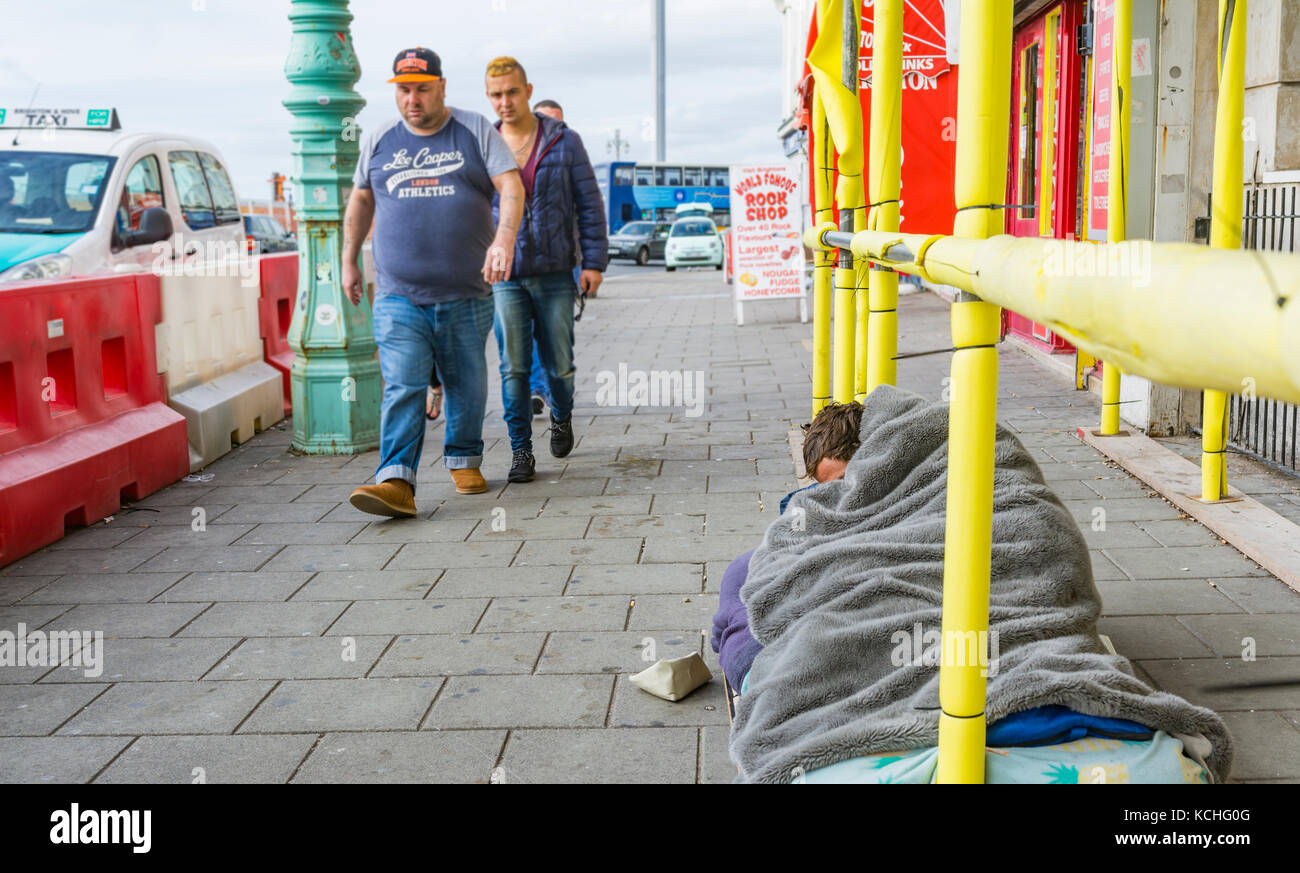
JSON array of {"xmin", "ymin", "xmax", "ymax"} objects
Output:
[
  {"xmin": 349, "ymin": 478, "xmax": 416, "ymax": 518},
  {"xmin": 449, "ymin": 468, "xmax": 487, "ymax": 494}
]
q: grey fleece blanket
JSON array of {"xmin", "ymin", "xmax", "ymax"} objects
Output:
[{"xmin": 731, "ymin": 385, "xmax": 1231, "ymax": 783}]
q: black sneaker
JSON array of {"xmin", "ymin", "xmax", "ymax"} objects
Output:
[
  {"xmin": 507, "ymin": 449, "xmax": 536, "ymax": 483},
  {"xmin": 531, "ymin": 395, "xmax": 546, "ymax": 417},
  {"xmin": 547, "ymin": 414, "xmax": 575, "ymax": 459}
]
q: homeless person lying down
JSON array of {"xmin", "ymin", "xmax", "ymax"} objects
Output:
[{"xmin": 711, "ymin": 385, "xmax": 1231, "ymax": 784}]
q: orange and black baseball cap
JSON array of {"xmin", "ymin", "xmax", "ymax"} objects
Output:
[{"xmin": 388, "ymin": 47, "xmax": 442, "ymax": 83}]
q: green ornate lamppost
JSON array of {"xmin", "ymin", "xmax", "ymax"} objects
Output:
[{"xmin": 283, "ymin": 0, "xmax": 381, "ymax": 453}]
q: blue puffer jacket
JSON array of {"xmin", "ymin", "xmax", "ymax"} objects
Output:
[{"xmin": 492, "ymin": 112, "xmax": 609, "ymax": 278}]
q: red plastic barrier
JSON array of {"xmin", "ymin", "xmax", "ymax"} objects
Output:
[
  {"xmin": 0, "ymin": 273, "xmax": 189, "ymax": 567},
  {"xmin": 258, "ymin": 252, "xmax": 299, "ymax": 415}
]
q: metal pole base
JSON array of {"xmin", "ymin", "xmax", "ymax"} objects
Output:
[{"xmin": 289, "ymin": 352, "xmax": 381, "ymax": 454}]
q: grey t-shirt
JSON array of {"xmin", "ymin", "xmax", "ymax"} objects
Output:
[{"xmin": 354, "ymin": 107, "xmax": 516, "ymax": 303}]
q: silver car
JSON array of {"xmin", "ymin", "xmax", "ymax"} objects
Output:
[{"xmin": 607, "ymin": 221, "xmax": 671, "ymax": 266}]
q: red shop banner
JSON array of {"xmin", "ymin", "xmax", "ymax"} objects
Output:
[{"xmin": 806, "ymin": 0, "xmax": 960, "ymax": 235}]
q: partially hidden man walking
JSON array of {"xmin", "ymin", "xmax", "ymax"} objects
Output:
[
  {"xmin": 345, "ymin": 47, "xmax": 524, "ymax": 516},
  {"xmin": 484, "ymin": 56, "xmax": 608, "ymax": 483}
]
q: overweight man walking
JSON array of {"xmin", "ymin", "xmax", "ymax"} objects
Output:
[{"xmin": 344, "ymin": 47, "xmax": 524, "ymax": 516}]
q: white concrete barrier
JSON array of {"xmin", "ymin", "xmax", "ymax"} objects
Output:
[{"xmin": 155, "ymin": 269, "xmax": 285, "ymax": 470}]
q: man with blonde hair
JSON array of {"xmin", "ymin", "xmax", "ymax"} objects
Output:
[{"xmin": 484, "ymin": 56, "xmax": 608, "ymax": 484}]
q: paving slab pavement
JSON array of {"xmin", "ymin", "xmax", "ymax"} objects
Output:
[{"xmin": 2, "ymin": 270, "xmax": 1298, "ymax": 782}]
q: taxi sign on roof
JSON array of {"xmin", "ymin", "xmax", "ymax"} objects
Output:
[{"xmin": 0, "ymin": 108, "xmax": 120, "ymax": 131}]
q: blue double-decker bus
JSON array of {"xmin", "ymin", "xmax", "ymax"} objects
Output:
[{"xmin": 594, "ymin": 162, "xmax": 731, "ymax": 232}]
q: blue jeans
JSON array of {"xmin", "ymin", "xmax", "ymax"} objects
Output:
[
  {"xmin": 529, "ymin": 339, "xmax": 548, "ymax": 401},
  {"xmin": 525, "ymin": 267, "xmax": 582, "ymax": 401},
  {"xmin": 372, "ymin": 293, "xmax": 493, "ymax": 489},
  {"xmin": 492, "ymin": 270, "xmax": 576, "ymax": 453}
]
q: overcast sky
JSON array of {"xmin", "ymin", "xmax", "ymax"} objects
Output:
[{"xmin": 1, "ymin": 0, "xmax": 785, "ymax": 198}]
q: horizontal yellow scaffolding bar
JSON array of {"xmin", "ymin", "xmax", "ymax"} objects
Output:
[{"xmin": 805, "ymin": 226, "xmax": 1300, "ymax": 406}]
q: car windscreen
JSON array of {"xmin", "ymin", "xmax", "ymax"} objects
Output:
[
  {"xmin": 617, "ymin": 222, "xmax": 652, "ymax": 236},
  {"xmin": 0, "ymin": 152, "xmax": 116, "ymax": 234},
  {"xmin": 670, "ymin": 220, "xmax": 715, "ymax": 237}
]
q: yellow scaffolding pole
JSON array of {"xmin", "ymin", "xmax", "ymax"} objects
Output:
[
  {"xmin": 834, "ymin": 205, "xmax": 858, "ymax": 404},
  {"xmin": 848, "ymin": 0, "xmax": 868, "ymax": 405},
  {"xmin": 1201, "ymin": 0, "xmax": 1246, "ymax": 500},
  {"xmin": 865, "ymin": 0, "xmax": 902, "ymax": 395},
  {"xmin": 809, "ymin": 0, "xmax": 865, "ymax": 405},
  {"xmin": 1038, "ymin": 9, "xmax": 1060, "ymax": 238},
  {"xmin": 854, "ymin": 208, "xmax": 870, "ymax": 401},
  {"xmin": 852, "ymin": 0, "xmax": 869, "ymax": 402},
  {"xmin": 935, "ymin": 0, "xmax": 1011, "ymax": 785},
  {"xmin": 812, "ymin": 92, "xmax": 833, "ymax": 418},
  {"xmin": 847, "ymin": 0, "xmax": 865, "ymax": 404},
  {"xmin": 1099, "ymin": 0, "xmax": 1132, "ymax": 435},
  {"xmin": 833, "ymin": 0, "xmax": 863, "ymax": 404}
]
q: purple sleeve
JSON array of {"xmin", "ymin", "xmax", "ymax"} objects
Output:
[{"xmin": 710, "ymin": 549, "xmax": 763, "ymax": 690}]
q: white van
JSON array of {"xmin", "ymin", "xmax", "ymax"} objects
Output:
[
  {"xmin": 674, "ymin": 201, "xmax": 714, "ymax": 219},
  {"xmin": 0, "ymin": 108, "xmax": 244, "ymax": 282}
]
